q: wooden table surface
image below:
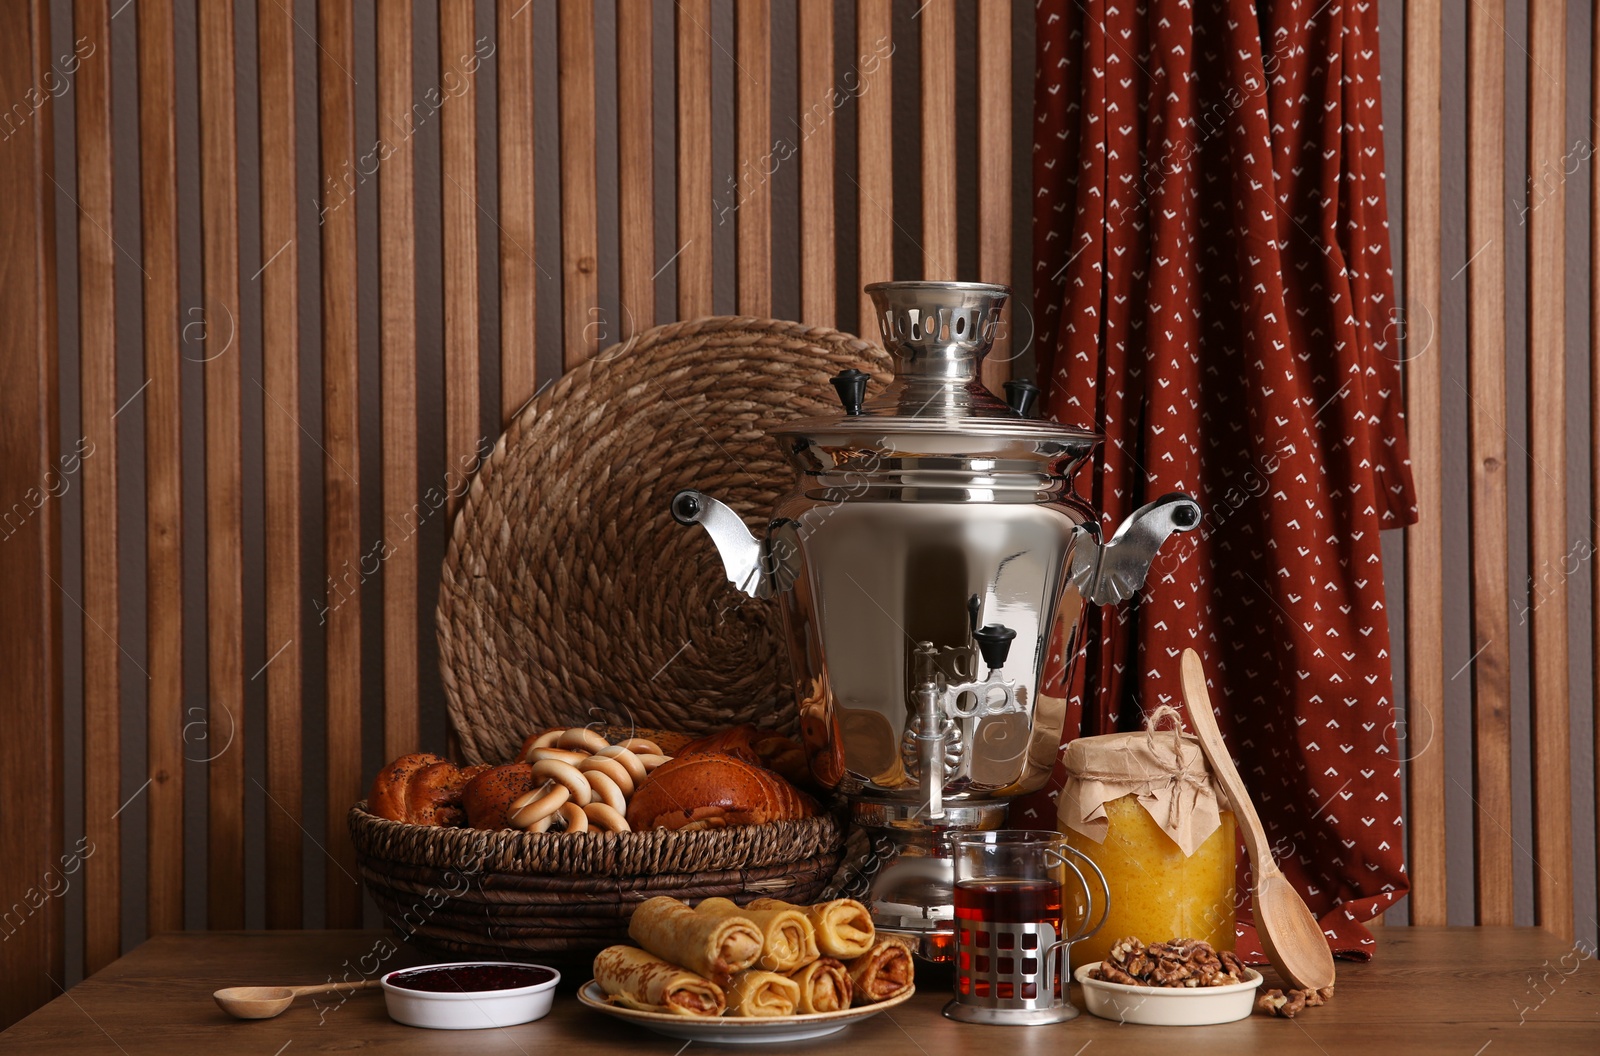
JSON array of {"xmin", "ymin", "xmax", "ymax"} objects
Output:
[{"xmin": 4, "ymin": 927, "xmax": 1596, "ymax": 1053}]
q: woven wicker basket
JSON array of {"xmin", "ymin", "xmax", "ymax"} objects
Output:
[
  {"xmin": 351, "ymin": 804, "xmax": 844, "ymax": 961},
  {"xmin": 357, "ymin": 317, "xmax": 887, "ymax": 961}
]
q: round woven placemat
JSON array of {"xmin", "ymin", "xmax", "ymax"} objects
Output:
[{"xmin": 438, "ymin": 316, "xmax": 889, "ymax": 766}]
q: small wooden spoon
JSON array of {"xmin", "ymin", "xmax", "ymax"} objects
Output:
[
  {"xmin": 213, "ymin": 978, "xmax": 382, "ymax": 1020},
  {"xmin": 1180, "ymin": 648, "xmax": 1336, "ymax": 992}
]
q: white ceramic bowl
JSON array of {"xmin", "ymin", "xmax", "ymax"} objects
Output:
[
  {"xmin": 381, "ymin": 961, "xmax": 560, "ymax": 1030},
  {"xmin": 1075, "ymin": 962, "xmax": 1262, "ymax": 1026}
]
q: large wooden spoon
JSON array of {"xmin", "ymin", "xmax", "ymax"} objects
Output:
[
  {"xmin": 1180, "ymin": 648, "xmax": 1336, "ymax": 991},
  {"xmin": 213, "ymin": 977, "xmax": 381, "ymax": 1020}
]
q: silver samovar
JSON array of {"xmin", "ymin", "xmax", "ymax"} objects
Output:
[{"xmin": 671, "ymin": 281, "xmax": 1199, "ymax": 960}]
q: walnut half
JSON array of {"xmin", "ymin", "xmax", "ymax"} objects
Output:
[{"xmin": 1256, "ymin": 985, "xmax": 1335, "ymax": 1018}]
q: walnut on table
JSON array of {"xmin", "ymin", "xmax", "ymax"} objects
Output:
[{"xmin": 1256, "ymin": 985, "xmax": 1335, "ymax": 1018}]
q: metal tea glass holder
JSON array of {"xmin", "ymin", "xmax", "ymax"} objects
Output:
[{"xmin": 944, "ymin": 831, "xmax": 1110, "ymax": 1026}]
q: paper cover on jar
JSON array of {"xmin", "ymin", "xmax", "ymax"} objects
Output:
[{"xmin": 1058, "ymin": 711, "xmax": 1226, "ymax": 857}]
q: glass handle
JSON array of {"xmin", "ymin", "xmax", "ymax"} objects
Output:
[{"xmin": 1047, "ymin": 845, "xmax": 1112, "ymax": 944}]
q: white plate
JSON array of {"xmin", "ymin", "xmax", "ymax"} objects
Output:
[
  {"xmin": 1074, "ymin": 962, "xmax": 1262, "ymax": 1026},
  {"xmin": 578, "ymin": 980, "xmax": 915, "ymax": 1044}
]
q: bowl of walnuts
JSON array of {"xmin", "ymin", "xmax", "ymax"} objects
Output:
[{"xmin": 1074, "ymin": 937, "xmax": 1263, "ymax": 1026}]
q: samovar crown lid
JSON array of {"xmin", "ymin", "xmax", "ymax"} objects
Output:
[
  {"xmin": 863, "ymin": 281, "xmax": 1012, "ymax": 413},
  {"xmin": 767, "ymin": 280, "xmax": 1101, "ymax": 479}
]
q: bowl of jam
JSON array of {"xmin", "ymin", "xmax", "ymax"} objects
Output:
[{"xmin": 381, "ymin": 962, "xmax": 560, "ymax": 1029}]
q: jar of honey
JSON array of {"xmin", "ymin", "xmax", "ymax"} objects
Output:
[{"xmin": 1057, "ymin": 711, "xmax": 1237, "ymax": 969}]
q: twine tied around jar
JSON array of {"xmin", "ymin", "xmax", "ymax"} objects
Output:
[
  {"xmin": 1056, "ymin": 709, "xmax": 1227, "ymax": 856},
  {"xmin": 1141, "ymin": 704, "xmax": 1213, "ymax": 833}
]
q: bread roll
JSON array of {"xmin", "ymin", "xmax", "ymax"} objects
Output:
[
  {"xmin": 460, "ymin": 763, "xmax": 537, "ymax": 829},
  {"xmin": 848, "ymin": 939, "xmax": 914, "ymax": 1004},
  {"xmin": 697, "ymin": 897, "xmax": 817, "ymax": 972},
  {"xmin": 750, "ymin": 898, "xmax": 874, "ymax": 960},
  {"xmin": 724, "ymin": 970, "xmax": 801, "ymax": 1017},
  {"xmin": 593, "ymin": 945, "xmax": 726, "ymax": 1017},
  {"xmin": 369, "ymin": 753, "xmax": 472, "ymax": 826},
  {"xmin": 787, "ymin": 957, "xmax": 852, "ymax": 1013},
  {"xmin": 627, "ymin": 896, "xmax": 763, "ymax": 985},
  {"xmin": 625, "ymin": 754, "xmax": 818, "ymax": 831}
]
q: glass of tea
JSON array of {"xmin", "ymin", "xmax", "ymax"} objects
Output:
[{"xmin": 945, "ymin": 830, "xmax": 1109, "ymax": 1025}]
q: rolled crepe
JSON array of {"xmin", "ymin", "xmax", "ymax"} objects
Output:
[
  {"xmin": 628, "ymin": 896, "xmax": 762, "ymax": 984},
  {"xmin": 725, "ymin": 970, "xmax": 801, "ymax": 1017},
  {"xmin": 698, "ymin": 896, "xmax": 818, "ymax": 972},
  {"xmin": 848, "ymin": 939, "xmax": 914, "ymax": 1004},
  {"xmin": 751, "ymin": 897, "xmax": 875, "ymax": 960},
  {"xmin": 787, "ymin": 957, "xmax": 852, "ymax": 1013},
  {"xmin": 593, "ymin": 945, "xmax": 726, "ymax": 1017}
]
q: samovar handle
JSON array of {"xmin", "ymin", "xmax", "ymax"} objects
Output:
[{"xmin": 1068, "ymin": 492, "xmax": 1202, "ymax": 606}]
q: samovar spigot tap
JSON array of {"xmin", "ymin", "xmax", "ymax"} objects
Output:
[{"xmin": 912, "ymin": 623, "xmax": 1021, "ymax": 822}]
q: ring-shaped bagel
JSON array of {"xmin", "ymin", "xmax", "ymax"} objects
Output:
[
  {"xmin": 527, "ymin": 747, "xmax": 588, "ymax": 765},
  {"xmin": 595, "ymin": 745, "xmax": 648, "ymax": 786},
  {"xmin": 556, "ymin": 801, "xmax": 589, "ymax": 833},
  {"xmin": 577, "ymin": 754, "xmax": 634, "ymax": 796},
  {"xmin": 528, "ymin": 758, "xmax": 592, "ymax": 806},
  {"xmin": 635, "ymin": 753, "xmax": 671, "ymax": 771},
  {"xmin": 530, "ymin": 728, "xmax": 567, "ymax": 750},
  {"xmin": 582, "ymin": 768, "xmax": 627, "ymax": 813},
  {"xmin": 582, "ymin": 801, "xmax": 630, "ymax": 832},
  {"xmin": 507, "ymin": 781, "xmax": 568, "ymax": 829},
  {"xmin": 617, "ymin": 737, "xmax": 662, "ymax": 756},
  {"xmin": 557, "ymin": 727, "xmax": 610, "ymax": 754}
]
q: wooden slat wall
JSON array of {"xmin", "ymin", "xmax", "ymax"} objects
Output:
[
  {"xmin": 856, "ymin": 0, "xmax": 893, "ymax": 335},
  {"xmin": 197, "ymin": 0, "xmax": 245, "ymax": 932},
  {"xmin": 72, "ymin": 0, "xmax": 119, "ymax": 975},
  {"xmin": 1401, "ymin": 0, "xmax": 1446, "ymax": 928},
  {"xmin": 379, "ymin": 0, "xmax": 419, "ymax": 762},
  {"xmin": 558, "ymin": 0, "xmax": 599, "ymax": 369},
  {"xmin": 258, "ymin": 0, "xmax": 303, "ymax": 931},
  {"xmin": 676, "ymin": 0, "xmax": 713, "ymax": 318},
  {"xmin": 1524, "ymin": 0, "xmax": 1572, "ymax": 940},
  {"xmin": 1593, "ymin": 5, "xmax": 1600, "ymax": 937},
  {"xmin": 975, "ymin": 1, "xmax": 1011, "ymax": 391},
  {"xmin": 799, "ymin": 0, "xmax": 834, "ymax": 327},
  {"xmin": 318, "ymin": 0, "xmax": 362, "ymax": 930},
  {"xmin": 135, "ymin": 0, "xmax": 185, "ymax": 942},
  {"xmin": 17, "ymin": 0, "xmax": 1600, "ymax": 1013},
  {"xmin": 1404, "ymin": 0, "xmax": 1583, "ymax": 941},
  {"xmin": 498, "ymin": 0, "xmax": 537, "ymax": 419},
  {"xmin": 1464, "ymin": 0, "xmax": 1515, "ymax": 929},
  {"xmin": 617, "ymin": 0, "xmax": 654, "ymax": 334},
  {"xmin": 440, "ymin": 1, "xmax": 482, "ymax": 483},
  {"xmin": 0, "ymin": 0, "xmax": 62, "ymax": 1027},
  {"xmin": 919, "ymin": 0, "xmax": 955, "ymax": 279},
  {"xmin": 735, "ymin": 0, "xmax": 769, "ymax": 316}
]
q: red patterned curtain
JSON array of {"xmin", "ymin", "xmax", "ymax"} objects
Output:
[{"xmin": 1024, "ymin": 0, "xmax": 1417, "ymax": 959}]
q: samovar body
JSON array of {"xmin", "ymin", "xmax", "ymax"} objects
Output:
[{"xmin": 671, "ymin": 281, "xmax": 1199, "ymax": 958}]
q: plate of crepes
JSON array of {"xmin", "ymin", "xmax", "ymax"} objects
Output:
[{"xmin": 581, "ymin": 895, "xmax": 915, "ymax": 1043}]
